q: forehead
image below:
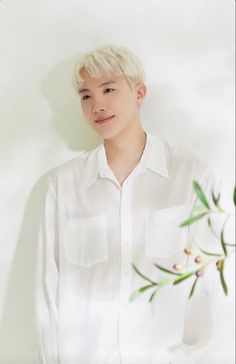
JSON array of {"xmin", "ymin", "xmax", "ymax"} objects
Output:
[{"xmin": 78, "ymin": 69, "xmax": 128, "ymax": 93}]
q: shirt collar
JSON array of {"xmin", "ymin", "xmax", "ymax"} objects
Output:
[{"xmin": 83, "ymin": 130, "xmax": 169, "ymax": 190}]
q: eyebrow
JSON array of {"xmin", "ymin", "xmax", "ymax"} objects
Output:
[{"xmin": 78, "ymin": 80, "xmax": 117, "ymax": 94}]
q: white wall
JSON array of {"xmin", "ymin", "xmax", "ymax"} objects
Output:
[{"xmin": 0, "ymin": 0, "xmax": 234, "ymax": 363}]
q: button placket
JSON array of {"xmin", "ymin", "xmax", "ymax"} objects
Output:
[{"xmin": 118, "ymin": 179, "xmax": 133, "ymax": 358}]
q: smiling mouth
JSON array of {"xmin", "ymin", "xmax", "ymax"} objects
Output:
[{"xmin": 95, "ymin": 115, "xmax": 115, "ymax": 124}]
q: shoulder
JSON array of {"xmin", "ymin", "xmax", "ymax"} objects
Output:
[
  {"xmin": 163, "ymin": 137, "xmax": 213, "ymax": 181},
  {"xmin": 46, "ymin": 149, "xmax": 93, "ymax": 186}
]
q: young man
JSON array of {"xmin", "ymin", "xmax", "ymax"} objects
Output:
[{"xmin": 35, "ymin": 44, "xmax": 218, "ymax": 364}]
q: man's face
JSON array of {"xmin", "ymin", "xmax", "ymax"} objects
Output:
[{"xmin": 78, "ymin": 69, "xmax": 146, "ymax": 139}]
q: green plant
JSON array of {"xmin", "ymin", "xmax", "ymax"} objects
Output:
[{"xmin": 130, "ymin": 182, "xmax": 235, "ymax": 303}]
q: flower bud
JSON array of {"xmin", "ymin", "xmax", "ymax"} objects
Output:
[
  {"xmin": 184, "ymin": 247, "xmax": 193, "ymax": 255},
  {"xmin": 195, "ymin": 255, "xmax": 204, "ymax": 264},
  {"xmin": 173, "ymin": 263, "xmax": 185, "ymax": 271},
  {"xmin": 196, "ymin": 269, "xmax": 204, "ymax": 277},
  {"xmin": 216, "ymin": 259, "xmax": 224, "ymax": 271}
]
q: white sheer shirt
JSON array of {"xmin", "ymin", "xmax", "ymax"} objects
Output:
[{"xmin": 35, "ymin": 130, "xmax": 218, "ymax": 364}]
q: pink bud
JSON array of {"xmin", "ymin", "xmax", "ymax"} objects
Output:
[
  {"xmin": 195, "ymin": 255, "xmax": 204, "ymax": 264},
  {"xmin": 196, "ymin": 269, "xmax": 204, "ymax": 277},
  {"xmin": 173, "ymin": 263, "xmax": 185, "ymax": 271}
]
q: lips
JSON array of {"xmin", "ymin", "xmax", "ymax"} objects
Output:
[{"xmin": 95, "ymin": 115, "xmax": 115, "ymax": 124}]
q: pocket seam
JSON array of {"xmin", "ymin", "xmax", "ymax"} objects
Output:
[
  {"xmin": 147, "ymin": 204, "xmax": 187, "ymax": 223},
  {"xmin": 65, "ymin": 214, "xmax": 109, "ymax": 267}
]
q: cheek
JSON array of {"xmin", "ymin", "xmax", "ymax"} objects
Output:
[
  {"xmin": 121, "ymin": 97, "xmax": 136, "ymax": 115},
  {"xmin": 114, "ymin": 94, "xmax": 132, "ymax": 110},
  {"xmin": 81, "ymin": 103, "xmax": 90, "ymax": 115}
]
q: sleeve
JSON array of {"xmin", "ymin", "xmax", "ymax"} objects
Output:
[
  {"xmin": 34, "ymin": 177, "xmax": 60, "ymax": 364},
  {"xmin": 166, "ymin": 166, "xmax": 220, "ymax": 364}
]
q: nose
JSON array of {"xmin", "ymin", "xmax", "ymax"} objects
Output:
[
  {"xmin": 92, "ymin": 97, "xmax": 106, "ymax": 114},
  {"xmin": 92, "ymin": 105, "xmax": 106, "ymax": 114}
]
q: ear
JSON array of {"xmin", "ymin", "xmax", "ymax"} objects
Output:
[{"xmin": 136, "ymin": 83, "xmax": 147, "ymax": 105}]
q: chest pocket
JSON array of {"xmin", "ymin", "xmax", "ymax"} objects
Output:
[
  {"xmin": 65, "ymin": 214, "xmax": 109, "ymax": 267},
  {"xmin": 145, "ymin": 205, "xmax": 188, "ymax": 258}
]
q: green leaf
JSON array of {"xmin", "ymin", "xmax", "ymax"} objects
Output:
[
  {"xmin": 149, "ymin": 286, "xmax": 162, "ymax": 302},
  {"xmin": 129, "ymin": 284, "xmax": 155, "ymax": 302},
  {"xmin": 199, "ymin": 248, "xmax": 222, "ymax": 257},
  {"xmin": 180, "ymin": 212, "xmax": 208, "ymax": 227},
  {"xmin": 188, "ymin": 276, "xmax": 199, "ymax": 298},
  {"xmin": 212, "ymin": 190, "xmax": 221, "ymax": 208},
  {"xmin": 193, "ymin": 180, "xmax": 211, "ymax": 209},
  {"xmin": 173, "ymin": 271, "xmax": 195, "ymax": 285},
  {"xmin": 154, "ymin": 263, "xmax": 182, "ymax": 276},
  {"xmin": 193, "ymin": 205, "xmax": 209, "ymax": 214},
  {"xmin": 234, "ymin": 186, "xmax": 236, "ymax": 207},
  {"xmin": 220, "ymin": 230, "xmax": 228, "ymax": 256},
  {"xmin": 132, "ymin": 264, "xmax": 157, "ymax": 285},
  {"xmin": 219, "ymin": 261, "xmax": 228, "ymax": 295}
]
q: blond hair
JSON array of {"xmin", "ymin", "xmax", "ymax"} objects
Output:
[{"xmin": 73, "ymin": 44, "xmax": 145, "ymax": 92}]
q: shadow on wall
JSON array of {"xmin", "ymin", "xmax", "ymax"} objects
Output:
[
  {"xmin": 142, "ymin": 82, "xmax": 222, "ymax": 162},
  {"xmin": 40, "ymin": 55, "xmax": 101, "ymax": 152},
  {"xmin": 0, "ymin": 54, "xmax": 101, "ymax": 364},
  {"xmin": 0, "ymin": 172, "xmax": 51, "ymax": 364},
  {"xmin": 0, "ymin": 55, "xmax": 101, "ymax": 364}
]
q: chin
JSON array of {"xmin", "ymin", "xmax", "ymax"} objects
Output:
[{"xmin": 96, "ymin": 129, "xmax": 119, "ymax": 141}]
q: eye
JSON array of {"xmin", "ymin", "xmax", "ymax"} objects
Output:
[
  {"xmin": 81, "ymin": 88, "xmax": 114, "ymax": 101},
  {"xmin": 104, "ymin": 88, "xmax": 114, "ymax": 93},
  {"xmin": 81, "ymin": 95, "xmax": 90, "ymax": 101}
]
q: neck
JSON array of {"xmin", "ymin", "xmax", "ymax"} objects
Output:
[{"xmin": 103, "ymin": 124, "xmax": 147, "ymax": 167}]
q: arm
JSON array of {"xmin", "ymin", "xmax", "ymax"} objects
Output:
[
  {"xmin": 35, "ymin": 177, "xmax": 60, "ymax": 364},
  {"xmin": 166, "ymin": 167, "xmax": 220, "ymax": 364}
]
